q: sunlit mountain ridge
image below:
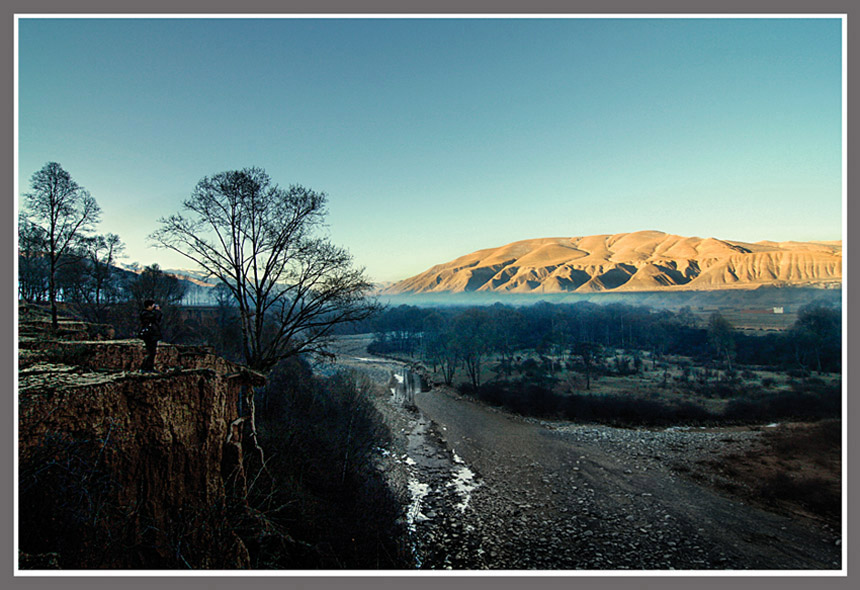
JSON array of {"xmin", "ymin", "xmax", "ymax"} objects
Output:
[{"xmin": 385, "ymin": 231, "xmax": 842, "ymax": 295}]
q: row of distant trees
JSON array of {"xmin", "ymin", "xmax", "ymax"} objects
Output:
[
  {"xmin": 368, "ymin": 301, "xmax": 842, "ymax": 386},
  {"xmin": 18, "ymin": 162, "xmax": 196, "ymax": 337},
  {"xmin": 20, "ymin": 225, "xmax": 188, "ymax": 337},
  {"xmin": 18, "ymin": 162, "xmax": 378, "ymax": 374}
]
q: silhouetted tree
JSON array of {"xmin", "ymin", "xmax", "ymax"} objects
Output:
[
  {"xmin": 487, "ymin": 305, "xmax": 524, "ymax": 377},
  {"xmin": 420, "ymin": 310, "xmax": 446, "ymax": 373},
  {"xmin": 574, "ymin": 341, "xmax": 602, "ymax": 390},
  {"xmin": 707, "ymin": 312, "xmax": 736, "ymax": 371},
  {"xmin": 22, "ymin": 162, "xmax": 101, "ymax": 329},
  {"xmin": 792, "ymin": 303, "xmax": 841, "ymax": 374},
  {"xmin": 437, "ymin": 325, "xmax": 460, "ymax": 387},
  {"xmin": 54, "ymin": 250, "xmax": 89, "ymax": 304},
  {"xmin": 150, "ymin": 167, "xmax": 379, "ymax": 373},
  {"xmin": 128, "ymin": 263, "xmax": 186, "ymax": 308},
  {"xmin": 453, "ymin": 308, "xmax": 493, "ymax": 389},
  {"xmin": 74, "ymin": 233, "xmax": 125, "ymax": 324}
]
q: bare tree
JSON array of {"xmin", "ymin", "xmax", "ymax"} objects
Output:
[
  {"xmin": 17, "ymin": 214, "xmax": 50, "ymax": 303},
  {"xmin": 707, "ymin": 311, "xmax": 736, "ymax": 372},
  {"xmin": 792, "ymin": 303, "xmax": 841, "ymax": 374},
  {"xmin": 453, "ymin": 308, "xmax": 492, "ymax": 389},
  {"xmin": 574, "ymin": 341, "xmax": 602, "ymax": 390},
  {"xmin": 432, "ymin": 323, "xmax": 460, "ymax": 387},
  {"xmin": 149, "ymin": 167, "xmax": 379, "ymax": 372},
  {"xmin": 71, "ymin": 233, "xmax": 125, "ymax": 324},
  {"xmin": 22, "ymin": 162, "xmax": 101, "ymax": 329},
  {"xmin": 126, "ymin": 264, "xmax": 188, "ymax": 343}
]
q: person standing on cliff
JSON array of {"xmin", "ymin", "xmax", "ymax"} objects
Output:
[{"xmin": 138, "ymin": 300, "xmax": 163, "ymax": 372}]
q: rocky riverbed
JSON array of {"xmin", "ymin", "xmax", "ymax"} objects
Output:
[{"xmin": 325, "ymin": 336, "xmax": 842, "ymax": 571}]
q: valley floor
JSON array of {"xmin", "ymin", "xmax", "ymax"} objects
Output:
[
  {"xmin": 327, "ymin": 336, "xmax": 842, "ymax": 571},
  {"xmin": 410, "ymin": 387, "xmax": 840, "ymax": 570}
]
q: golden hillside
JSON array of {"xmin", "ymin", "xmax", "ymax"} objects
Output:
[{"xmin": 386, "ymin": 231, "xmax": 842, "ymax": 294}]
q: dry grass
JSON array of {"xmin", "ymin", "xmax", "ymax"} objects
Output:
[
  {"xmin": 436, "ymin": 350, "xmax": 841, "ymax": 419},
  {"xmin": 695, "ymin": 420, "xmax": 841, "ymax": 525}
]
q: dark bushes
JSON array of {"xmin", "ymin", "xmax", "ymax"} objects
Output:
[
  {"xmin": 19, "ymin": 431, "xmax": 276, "ymax": 569},
  {"xmin": 19, "ymin": 433, "xmax": 129, "ymax": 568},
  {"xmin": 461, "ymin": 378, "xmax": 840, "ymax": 428},
  {"xmin": 723, "ymin": 381, "xmax": 840, "ymax": 422},
  {"xmin": 689, "ymin": 379, "xmax": 748, "ymax": 399},
  {"xmin": 559, "ymin": 394, "xmax": 713, "ymax": 426},
  {"xmin": 463, "ymin": 380, "xmax": 715, "ymax": 426},
  {"xmin": 248, "ymin": 359, "xmax": 411, "ymax": 569}
]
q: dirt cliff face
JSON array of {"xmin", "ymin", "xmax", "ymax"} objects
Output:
[{"xmin": 18, "ymin": 304, "xmax": 264, "ymax": 569}]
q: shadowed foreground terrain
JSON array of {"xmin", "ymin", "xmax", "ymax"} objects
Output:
[{"xmin": 17, "ymin": 304, "xmax": 274, "ymax": 568}]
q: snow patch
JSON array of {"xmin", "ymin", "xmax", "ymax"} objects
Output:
[
  {"xmin": 406, "ymin": 479, "xmax": 431, "ymax": 528},
  {"xmin": 449, "ymin": 464, "xmax": 479, "ymax": 513}
]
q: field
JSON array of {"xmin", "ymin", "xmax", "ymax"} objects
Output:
[
  {"xmin": 682, "ymin": 419, "xmax": 842, "ymax": 526},
  {"xmin": 417, "ymin": 345, "xmax": 841, "ymax": 426},
  {"xmin": 688, "ymin": 308, "xmax": 797, "ymax": 332}
]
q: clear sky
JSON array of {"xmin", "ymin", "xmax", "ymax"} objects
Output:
[{"xmin": 17, "ymin": 16, "xmax": 843, "ymax": 283}]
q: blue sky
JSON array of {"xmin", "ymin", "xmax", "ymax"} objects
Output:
[{"xmin": 17, "ymin": 17, "xmax": 843, "ymax": 283}]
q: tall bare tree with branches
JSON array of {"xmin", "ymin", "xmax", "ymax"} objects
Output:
[
  {"xmin": 22, "ymin": 162, "xmax": 101, "ymax": 330},
  {"xmin": 150, "ymin": 167, "xmax": 379, "ymax": 372},
  {"xmin": 151, "ymin": 168, "xmax": 378, "ymax": 463},
  {"xmin": 75, "ymin": 233, "xmax": 125, "ymax": 325}
]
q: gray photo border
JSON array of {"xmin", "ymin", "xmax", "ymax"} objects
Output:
[{"xmin": 2, "ymin": 1, "xmax": 855, "ymax": 590}]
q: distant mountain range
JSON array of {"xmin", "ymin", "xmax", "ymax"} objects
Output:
[
  {"xmin": 161, "ymin": 268, "xmax": 218, "ymax": 288},
  {"xmin": 385, "ymin": 231, "xmax": 842, "ymax": 295}
]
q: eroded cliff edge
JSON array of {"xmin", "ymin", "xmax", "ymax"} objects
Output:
[{"xmin": 17, "ymin": 304, "xmax": 269, "ymax": 569}]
